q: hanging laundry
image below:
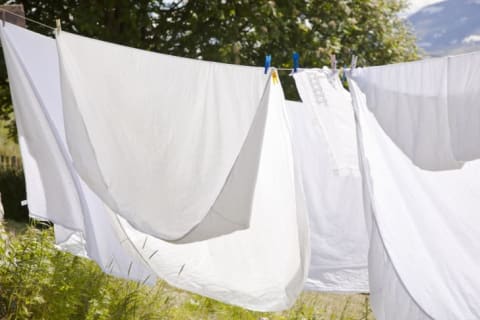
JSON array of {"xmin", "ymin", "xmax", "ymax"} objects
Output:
[
  {"xmin": 352, "ymin": 53, "xmax": 480, "ymax": 168},
  {"xmin": 0, "ymin": 22, "xmax": 155, "ymax": 283},
  {"xmin": 293, "ymin": 68, "xmax": 360, "ymax": 175},
  {"xmin": 349, "ymin": 65, "xmax": 480, "ymax": 320},
  {"xmin": 56, "ymin": 31, "xmax": 271, "ymax": 242},
  {"xmin": 3, "ymin": 23, "xmax": 309, "ymax": 311},
  {"xmin": 447, "ymin": 52, "xmax": 480, "ymax": 162},
  {"xmin": 288, "ymin": 68, "xmax": 368, "ymax": 292},
  {"xmin": 119, "ymin": 71, "xmax": 310, "ymax": 311},
  {"xmin": 352, "ymin": 60, "xmax": 463, "ymax": 170},
  {"xmin": 0, "ymin": 22, "xmax": 84, "ymax": 230},
  {"xmin": 53, "ymin": 225, "xmax": 88, "ymax": 258}
]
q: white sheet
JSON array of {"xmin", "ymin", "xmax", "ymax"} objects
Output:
[
  {"xmin": 3, "ymin": 24, "xmax": 309, "ymax": 311},
  {"xmin": 447, "ymin": 52, "xmax": 480, "ymax": 162},
  {"xmin": 56, "ymin": 31, "xmax": 270, "ymax": 242},
  {"xmin": 120, "ymin": 73, "xmax": 310, "ymax": 311},
  {"xmin": 353, "ymin": 52, "xmax": 480, "ymax": 168},
  {"xmin": 0, "ymin": 22, "xmax": 155, "ymax": 283},
  {"xmin": 1, "ymin": 23, "xmax": 84, "ymax": 230},
  {"xmin": 352, "ymin": 60, "xmax": 462, "ymax": 170},
  {"xmin": 293, "ymin": 68, "xmax": 360, "ymax": 175},
  {"xmin": 349, "ymin": 69, "xmax": 480, "ymax": 320},
  {"xmin": 287, "ymin": 69, "xmax": 368, "ymax": 293}
]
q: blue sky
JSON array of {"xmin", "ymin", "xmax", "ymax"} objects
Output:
[{"xmin": 406, "ymin": 0, "xmax": 480, "ymax": 55}]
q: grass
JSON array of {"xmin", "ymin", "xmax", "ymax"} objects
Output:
[{"xmin": 0, "ymin": 220, "xmax": 374, "ymax": 320}]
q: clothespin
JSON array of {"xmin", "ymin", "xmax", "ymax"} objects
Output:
[
  {"xmin": 56, "ymin": 18, "xmax": 61, "ymax": 34},
  {"xmin": 292, "ymin": 52, "xmax": 300, "ymax": 73},
  {"xmin": 341, "ymin": 64, "xmax": 347, "ymax": 82},
  {"xmin": 264, "ymin": 55, "xmax": 271, "ymax": 74},
  {"xmin": 330, "ymin": 54, "xmax": 337, "ymax": 72},
  {"xmin": 350, "ymin": 55, "xmax": 358, "ymax": 74},
  {"xmin": 272, "ymin": 69, "xmax": 279, "ymax": 84}
]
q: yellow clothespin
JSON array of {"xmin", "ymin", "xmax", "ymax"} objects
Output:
[{"xmin": 272, "ymin": 69, "xmax": 279, "ymax": 84}]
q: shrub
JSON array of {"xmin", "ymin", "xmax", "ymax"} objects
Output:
[{"xmin": 0, "ymin": 223, "xmax": 174, "ymax": 320}]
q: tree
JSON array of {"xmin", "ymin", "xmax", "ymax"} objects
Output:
[{"xmin": 0, "ymin": 0, "xmax": 418, "ymax": 140}]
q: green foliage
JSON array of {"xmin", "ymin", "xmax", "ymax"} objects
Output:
[
  {"xmin": 0, "ymin": 0, "xmax": 419, "ymax": 133},
  {"xmin": 0, "ymin": 223, "xmax": 173, "ymax": 320},
  {"xmin": 0, "ymin": 169, "xmax": 28, "ymax": 222},
  {"xmin": 13, "ymin": 0, "xmax": 419, "ymax": 66},
  {"xmin": 0, "ymin": 223, "xmax": 374, "ymax": 319}
]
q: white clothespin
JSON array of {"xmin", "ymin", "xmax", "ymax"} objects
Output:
[
  {"xmin": 330, "ymin": 54, "xmax": 337, "ymax": 72},
  {"xmin": 350, "ymin": 55, "xmax": 358, "ymax": 75},
  {"xmin": 56, "ymin": 18, "xmax": 61, "ymax": 35}
]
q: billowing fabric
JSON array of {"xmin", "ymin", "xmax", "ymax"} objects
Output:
[
  {"xmin": 0, "ymin": 22, "xmax": 155, "ymax": 283},
  {"xmin": 0, "ymin": 22, "xmax": 84, "ymax": 229},
  {"xmin": 54, "ymin": 225, "xmax": 88, "ymax": 258},
  {"xmin": 3, "ymin": 24, "xmax": 309, "ymax": 311},
  {"xmin": 353, "ymin": 52, "xmax": 480, "ymax": 169},
  {"xmin": 447, "ymin": 52, "xmax": 480, "ymax": 162},
  {"xmin": 120, "ymin": 74, "xmax": 310, "ymax": 311},
  {"xmin": 349, "ymin": 74, "xmax": 480, "ymax": 320},
  {"xmin": 57, "ymin": 32, "xmax": 270, "ymax": 242},
  {"xmin": 352, "ymin": 60, "xmax": 462, "ymax": 170},
  {"xmin": 287, "ymin": 69, "xmax": 368, "ymax": 292}
]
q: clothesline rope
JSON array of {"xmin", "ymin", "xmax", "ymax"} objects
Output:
[{"xmin": 0, "ymin": 8, "xmax": 56, "ymax": 31}]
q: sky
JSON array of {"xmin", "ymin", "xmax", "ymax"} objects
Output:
[
  {"xmin": 404, "ymin": 0, "xmax": 445, "ymax": 16},
  {"xmin": 405, "ymin": 0, "xmax": 480, "ymax": 55}
]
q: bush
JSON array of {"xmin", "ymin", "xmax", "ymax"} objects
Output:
[
  {"xmin": 0, "ymin": 169, "xmax": 28, "ymax": 222},
  {"xmin": 0, "ymin": 223, "xmax": 175, "ymax": 320}
]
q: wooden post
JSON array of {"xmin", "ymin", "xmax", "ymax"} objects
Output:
[{"xmin": 0, "ymin": 4, "xmax": 26, "ymax": 28}]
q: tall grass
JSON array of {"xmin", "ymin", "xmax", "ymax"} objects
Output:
[{"xmin": 0, "ymin": 221, "xmax": 374, "ymax": 320}]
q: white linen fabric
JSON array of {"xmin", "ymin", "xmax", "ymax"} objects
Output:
[
  {"xmin": 0, "ymin": 22, "xmax": 155, "ymax": 283},
  {"xmin": 292, "ymin": 68, "xmax": 360, "ymax": 175},
  {"xmin": 447, "ymin": 52, "xmax": 480, "ymax": 162},
  {"xmin": 353, "ymin": 52, "xmax": 480, "ymax": 168},
  {"xmin": 287, "ymin": 69, "xmax": 368, "ymax": 293},
  {"xmin": 56, "ymin": 31, "xmax": 270, "ymax": 242},
  {"xmin": 120, "ymin": 73, "xmax": 310, "ymax": 311},
  {"xmin": 352, "ymin": 60, "xmax": 462, "ymax": 170},
  {"xmin": 0, "ymin": 22, "xmax": 84, "ymax": 229},
  {"xmin": 349, "ymin": 73, "xmax": 480, "ymax": 320},
  {"xmin": 3, "ymin": 23, "xmax": 309, "ymax": 311}
]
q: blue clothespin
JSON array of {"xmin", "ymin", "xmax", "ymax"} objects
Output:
[
  {"xmin": 264, "ymin": 55, "xmax": 272, "ymax": 74},
  {"xmin": 341, "ymin": 64, "xmax": 347, "ymax": 82},
  {"xmin": 293, "ymin": 52, "xmax": 300, "ymax": 73}
]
